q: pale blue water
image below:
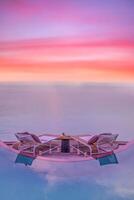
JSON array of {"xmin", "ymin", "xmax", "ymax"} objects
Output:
[{"xmin": 0, "ymin": 83, "xmax": 134, "ymax": 200}]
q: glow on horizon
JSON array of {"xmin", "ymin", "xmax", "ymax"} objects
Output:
[{"xmin": 0, "ymin": 0, "xmax": 134, "ymax": 83}]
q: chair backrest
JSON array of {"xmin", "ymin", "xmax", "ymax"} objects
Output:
[
  {"xmin": 30, "ymin": 134, "xmax": 41, "ymax": 143},
  {"xmin": 88, "ymin": 135, "xmax": 99, "ymax": 145},
  {"xmin": 97, "ymin": 134, "xmax": 118, "ymax": 145},
  {"xmin": 15, "ymin": 132, "xmax": 41, "ymax": 144}
]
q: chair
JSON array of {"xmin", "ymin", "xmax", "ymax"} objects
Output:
[
  {"xmin": 15, "ymin": 132, "xmax": 57, "ymax": 156},
  {"xmin": 96, "ymin": 133, "xmax": 119, "ymax": 153},
  {"xmin": 87, "ymin": 133, "xmax": 119, "ymax": 157},
  {"xmin": 15, "ymin": 132, "xmax": 40, "ymax": 156}
]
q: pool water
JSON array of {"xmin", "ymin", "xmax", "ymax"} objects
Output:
[{"xmin": 0, "ymin": 83, "xmax": 134, "ymax": 200}]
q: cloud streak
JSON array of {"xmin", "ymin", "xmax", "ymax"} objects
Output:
[{"xmin": 0, "ymin": 0, "xmax": 134, "ymax": 83}]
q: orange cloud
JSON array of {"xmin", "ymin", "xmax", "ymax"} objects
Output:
[
  {"xmin": 0, "ymin": 59, "xmax": 134, "ymax": 83},
  {"xmin": 0, "ymin": 39, "xmax": 134, "ymax": 83}
]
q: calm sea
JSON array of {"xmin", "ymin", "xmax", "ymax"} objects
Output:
[{"xmin": 0, "ymin": 83, "xmax": 134, "ymax": 200}]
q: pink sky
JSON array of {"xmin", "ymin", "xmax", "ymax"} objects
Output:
[{"xmin": 0, "ymin": 0, "xmax": 134, "ymax": 83}]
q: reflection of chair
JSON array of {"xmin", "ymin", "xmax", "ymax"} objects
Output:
[
  {"xmin": 15, "ymin": 153, "xmax": 35, "ymax": 166},
  {"xmin": 98, "ymin": 153, "xmax": 118, "ymax": 166}
]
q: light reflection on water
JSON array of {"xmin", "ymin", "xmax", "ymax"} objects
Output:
[
  {"xmin": 0, "ymin": 83, "xmax": 134, "ymax": 140},
  {"xmin": 0, "ymin": 83, "xmax": 134, "ymax": 200}
]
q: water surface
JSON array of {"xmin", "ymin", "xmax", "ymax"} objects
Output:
[{"xmin": 0, "ymin": 83, "xmax": 134, "ymax": 200}]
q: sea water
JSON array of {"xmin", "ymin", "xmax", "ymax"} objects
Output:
[{"xmin": 0, "ymin": 83, "xmax": 134, "ymax": 200}]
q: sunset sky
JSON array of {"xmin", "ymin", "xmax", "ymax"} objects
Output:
[{"xmin": 0, "ymin": 0, "xmax": 134, "ymax": 83}]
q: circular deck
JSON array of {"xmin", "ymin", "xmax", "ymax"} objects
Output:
[{"xmin": 0, "ymin": 140, "xmax": 134, "ymax": 162}]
